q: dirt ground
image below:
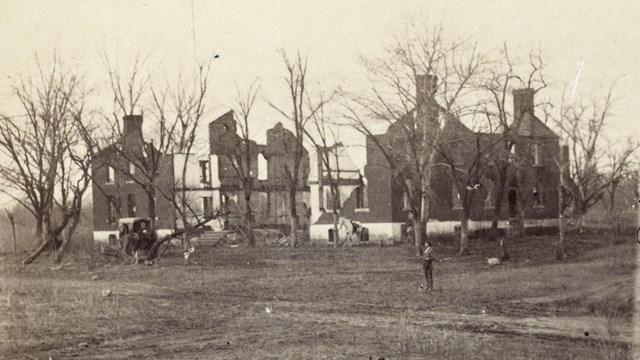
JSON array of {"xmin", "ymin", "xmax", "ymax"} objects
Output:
[{"xmin": 0, "ymin": 231, "xmax": 635, "ymax": 359}]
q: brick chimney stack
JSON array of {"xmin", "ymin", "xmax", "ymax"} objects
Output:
[
  {"xmin": 123, "ymin": 114, "xmax": 143, "ymax": 137},
  {"xmin": 122, "ymin": 114, "xmax": 144, "ymax": 154},
  {"xmin": 512, "ymin": 88, "xmax": 535, "ymax": 130}
]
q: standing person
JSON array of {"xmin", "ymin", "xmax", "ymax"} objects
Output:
[
  {"xmin": 405, "ymin": 222, "xmax": 414, "ymax": 244},
  {"xmin": 405, "ymin": 213, "xmax": 415, "ymax": 244},
  {"xmin": 423, "ymin": 241, "xmax": 436, "ymax": 292}
]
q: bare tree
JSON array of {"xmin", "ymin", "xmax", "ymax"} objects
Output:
[
  {"xmin": 553, "ymin": 85, "xmax": 639, "ymax": 234},
  {"xmin": 435, "ymin": 123, "xmax": 497, "ymax": 255},
  {"xmin": 4, "ymin": 209, "xmax": 16, "ymax": 253},
  {"xmin": 268, "ymin": 51, "xmax": 331, "ymax": 247},
  {"xmin": 219, "ymin": 79, "xmax": 261, "ymax": 247},
  {"xmin": 151, "ymin": 65, "xmax": 211, "ymax": 255},
  {"xmin": 0, "ymin": 56, "xmax": 95, "ymax": 264},
  {"xmin": 344, "ymin": 22, "xmax": 484, "ymax": 256},
  {"xmin": 511, "ymin": 148, "xmax": 537, "ymax": 236},
  {"xmin": 102, "ymin": 53, "xmax": 163, "ymax": 231},
  {"xmin": 479, "ymin": 44, "xmax": 547, "ymax": 260},
  {"xmin": 101, "ymin": 54, "xmax": 216, "ymax": 260},
  {"xmin": 603, "ymin": 167, "xmax": 638, "ymax": 235},
  {"xmin": 304, "ymin": 95, "xmax": 342, "ymax": 247}
]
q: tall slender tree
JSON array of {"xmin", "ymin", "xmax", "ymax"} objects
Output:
[
  {"xmin": 479, "ymin": 44, "xmax": 547, "ymax": 260},
  {"xmin": 344, "ymin": 22, "xmax": 484, "ymax": 255},
  {"xmin": 101, "ymin": 53, "xmax": 215, "ymax": 260},
  {"xmin": 152, "ymin": 65, "xmax": 211, "ymax": 254},
  {"xmin": 268, "ymin": 51, "xmax": 331, "ymax": 247},
  {"xmin": 552, "ymin": 85, "xmax": 639, "ymax": 233},
  {"xmin": 220, "ymin": 79, "xmax": 261, "ymax": 247},
  {"xmin": 435, "ymin": 123, "xmax": 498, "ymax": 255},
  {"xmin": 0, "ymin": 55, "xmax": 95, "ymax": 264},
  {"xmin": 303, "ymin": 95, "xmax": 342, "ymax": 247}
]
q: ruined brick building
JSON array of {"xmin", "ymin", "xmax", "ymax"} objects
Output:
[
  {"xmin": 309, "ymin": 76, "xmax": 561, "ymax": 243},
  {"xmin": 92, "ymin": 111, "xmax": 313, "ymax": 243},
  {"xmin": 92, "ymin": 80, "xmax": 561, "ymax": 245},
  {"xmin": 92, "ymin": 115, "xmax": 176, "ymax": 243},
  {"xmin": 209, "ymin": 111, "xmax": 310, "ymax": 228}
]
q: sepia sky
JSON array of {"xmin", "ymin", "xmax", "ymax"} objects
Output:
[{"xmin": 0, "ymin": 0, "xmax": 638, "ymax": 150}]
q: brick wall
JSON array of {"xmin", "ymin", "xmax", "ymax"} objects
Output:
[
  {"xmin": 92, "ymin": 148, "xmax": 175, "ymax": 232},
  {"xmin": 318, "ymin": 96, "xmax": 561, "ymax": 226},
  {"xmin": 92, "ymin": 115, "xmax": 176, "ymax": 233},
  {"xmin": 209, "ymin": 113, "xmax": 311, "ymax": 228}
]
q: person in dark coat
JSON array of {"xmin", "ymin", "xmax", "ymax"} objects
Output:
[{"xmin": 423, "ymin": 241, "xmax": 436, "ymax": 291}]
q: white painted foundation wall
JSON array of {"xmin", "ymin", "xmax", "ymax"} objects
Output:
[
  {"xmin": 309, "ymin": 218, "xmax": 558, "ymax": 244},
  {"xmin": 93, "ymin": 228, "xmax": 174, "ymax": 244}
]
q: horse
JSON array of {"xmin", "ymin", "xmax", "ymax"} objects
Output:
[{"xmin": 338, "ymin": 217, "xmax": 365, "ymax": 244}]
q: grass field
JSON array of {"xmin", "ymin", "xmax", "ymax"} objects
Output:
[{"xmin": 0, "ymin": 231, "xmax": 636, "ymax": 359}]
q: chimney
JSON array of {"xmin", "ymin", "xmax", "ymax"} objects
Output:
[
  {"xmin": 512, "ymin": 88, "xmax": 535, "ymax": 129},
  {"xmin": 123, "ymin": 114, "xmax": 143, "ymax": 137},
  {"xmin": 416, "ymin": 74, "xmax": 438, "ymax": 107}
]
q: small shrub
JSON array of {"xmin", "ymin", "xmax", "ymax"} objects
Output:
[
  {"xmin": 524, "ymin": 226, "xmax": 559, "ymax": 237},
  {"xmin": 470, "ymin": 228, "xmax": 505, "ymax": 241}
]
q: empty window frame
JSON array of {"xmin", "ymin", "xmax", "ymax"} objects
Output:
[
  {"xmin": 532, "ymin": 143, "xmax": 541, "ymax": 166},
  {"xmin": 200, "ymin": 160, "xmax": 209, "ymax": 184},
  {"xmin": 106, "ymin": 166, "xmax": 115, "ymax": 184}
]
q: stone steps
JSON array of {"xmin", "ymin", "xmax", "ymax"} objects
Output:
[{"xmin": 192, "ymin": 230, "xmax": 234, "ymax": 246}]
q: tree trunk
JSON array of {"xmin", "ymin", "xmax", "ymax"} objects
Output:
[
  {"xmin": 148, "ymin": 187, "xmax": 157, "ymax": 231},
  {"xmin": 332, "ymin": 193, "xmax": 340, "ymax": 248},
  {"xmin": 518, "ymin": 205, "xmax": 526, "ymax": 235},
  {"xmin": 491, "ymin": 172, "xmax": 507, "ymax": 238},
  {"xmin": 141, "ymin": 215, "xmax": 216, "ymax": 261},
  {"xmin": 181, "ymin": 232, "xmax": 189, "ymax": 251},
  {"xmin": 54, "ymin": 210, "xmax": 82, "ymax": 264},
  {"xmin": 418, "ymin": 203, "xmax": 428, "ymax": 256},
  {"xmin": 459, "ymin": 215, "xmax": 470, "ymax": 256},
  {"xmin": 578, "ymin": 210, "xmax": 585, "ymax": 234},
  {"xmin": 608, "ymin": 186, "xmax": 619, "ymax": 235},
  {"xmin": 244, "ymin": 186, "xmax": 255, "ymax": 247},
  {"xmin": 35, "ymin": 216, "xmax": 43, "ymax": 239},
  {"xmin": 499, "ymin": 236, "xmax": 509, "ymax": 261},
  {"xmin": 637, "ymin": 176, "xmax": 640, "ymax": 246},
  {"xmin": 22, "ymin": 214, "xmax": 53, "ymax": 265},
  {"xmin": 500, "ymin": 214, "xmax": 510, "ymax": 261},
  {"xmin": 289, "ymin": 187, "xmax": 298, "ymax": 248},
  {"xmin": 419, "ymin": 164, "xmax": 432, "ymax": 256},
  {"xmin": 22, "ymin": 240, "xmax": 50, "ymax": 265},
  {"xmin": 332, "ymin": 211, "xmax": 339, "ymax": 248},
  {"xmin": 557, "ymin": 217, "xmax": 566, "ymax": 259},
  {"xmin": 181, "ymin": 188, "xmax": 190, "ymax": 253},
  {"xmin": 331, "ymin": 188, "xmax": 340, "ymax": 247},
  {"xmin": 411, "ymin": 215, "xmax": 421, "ymax": 251},
  {"xmin": 53, "ymin": 231, "xmax": 71, "ymax": 264},
  {"xmin": 413, "ymin": 218, "xmax": 427, "ymax": 256},
  {"xmin": 556, "ymin": 184, "xmax": 567, "ymax": 260},
  {"xmin": 9, "ymin": 215, "xmax": 16, "ymax": 253}
]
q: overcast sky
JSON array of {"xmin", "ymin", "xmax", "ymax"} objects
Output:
[{"xmin": 1, "ymin": 0, "xmax": 638, "ymax": 152}]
